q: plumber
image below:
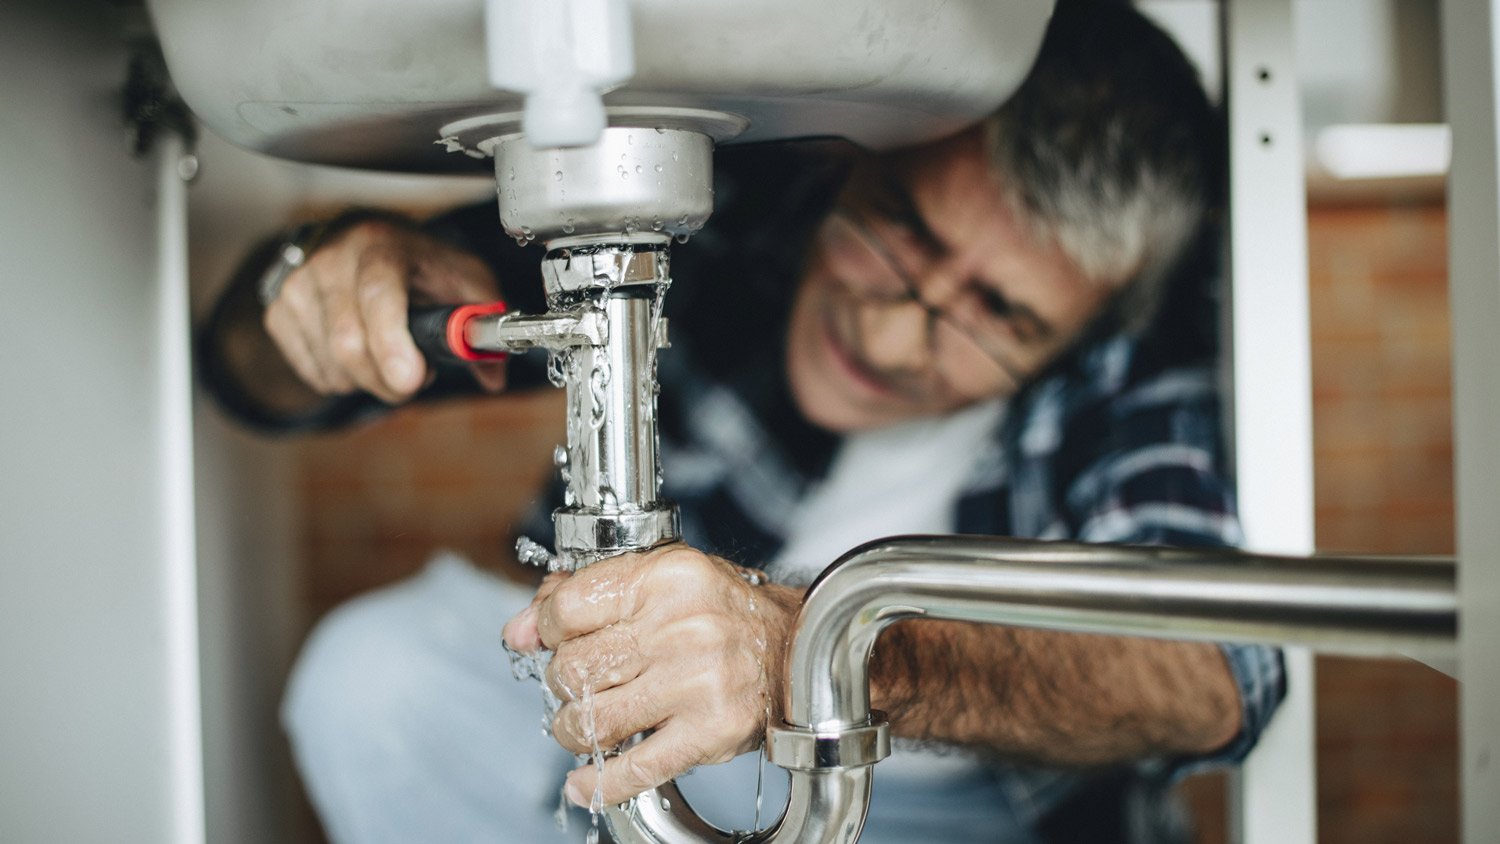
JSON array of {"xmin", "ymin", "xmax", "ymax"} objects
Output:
[{"xmin": 201, "ymin": 2, "xmax": 1283, "ymax": 841}]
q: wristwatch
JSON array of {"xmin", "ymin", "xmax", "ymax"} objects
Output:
[{"xmin": 257, "ymin": 221, "xmax": 324, "ymax": 306}]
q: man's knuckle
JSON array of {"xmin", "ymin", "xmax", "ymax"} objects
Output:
[
  {"xmin": 329, "ymin": 328, "xmax": 367, "ymax": 367},
  {"xmin": 332, "ymin": 323, "xmax": 365, "ymax": 352},
  {"xmin": 678, "ymin": 670, "xmax": 723, "ymax": 711},
  {"xmin": 545, "ymin": 659, "xmax": 580, "ymax": 700},
  {"xmin": 652, "ymin": 547, "xmax": 712, "ymax": 583},
  {"xmin": 548, "ymin": 588, "xmax": 585, "ymax": 625},
  {"xmin": 356, "ymin": 277, "xmax": 397, "ymax": 304},
  {"xmin": 621, "ymin": 752, "xmax": 659, "ymax": 790},
  {"xmin": 553, "ymin": 708, "xmax": 584, "ymax": 752},
  {"xmin": 701, "ymin": 677, "xmax": 739, "ymax": 713},
  {"xmin": 677, "ymin": 615, "xmax": 730, "ymax": 651},
  {"xmin": 341, "ymin": 220, "xmax": 395, "ymax": 248},
  {"xmin": 346, "ymin": 220, "xmax": 383, "ymax": 238},
  {"xmin": 595, "ymin": 707, "xmax": 632, "ymax": 749},
  {"xmin": 278, "ymin": 280, "xmax": 316, "ymax": 317}
]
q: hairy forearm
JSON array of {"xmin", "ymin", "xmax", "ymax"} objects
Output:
[{"xmin": 867, "ymin": 620, "xmax": 1241, "ymax": 767}]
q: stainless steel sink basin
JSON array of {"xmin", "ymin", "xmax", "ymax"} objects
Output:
[{"xmin": 148, "ymin": 0, "xmax": 1053, "ymax": 171}]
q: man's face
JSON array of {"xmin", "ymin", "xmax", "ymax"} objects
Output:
[{"xmin": 786, "ymin": 129, "xmax": 1117, "ymax": 432}]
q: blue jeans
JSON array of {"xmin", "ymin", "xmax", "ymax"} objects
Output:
[{"xmin": 283, "ymin": 554, "xmax": 1035, "ymax": 843}]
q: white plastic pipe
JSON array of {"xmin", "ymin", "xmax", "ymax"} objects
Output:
[{"xmin": 485, "ymin": 0, "xmax": 635, "ymax": 148}]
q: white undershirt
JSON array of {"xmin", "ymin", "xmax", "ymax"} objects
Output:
[{"xmin": 767, "ymin": 398, "xmax": 1006, "ymax": 584}]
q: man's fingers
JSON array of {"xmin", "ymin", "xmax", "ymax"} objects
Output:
[
  {"xmin": 260, "ymin": 220, "xmax": 507, "ymax": 401},
  {"xmin": 545, "ymin": 628, "xmax": 645, "ymax": 702},
  {"xmin": 315, "ymin": 261, "xmax": 396, "ymax": 402},
  {"xmin": 354, "ymin": 247, "xmax": 425, "ymax": 400},
  {"xmin": 551, "ymin": 679, "xmax": 664, "ymax": 756},
  {"xmin": 265, "ymin": 278, "xmax": 340, "ymax": 393},
  {"xmin": 535, "ymin": 554, "xmax": 651, "ymax": 650},
  {"xmin": 263, "ymin": 302, "xmax": 326, "ymax": 393},
  {"xmin": 564, "ymin": 722, "xmax": 715, "ymax": 808},
  {"xmin": 415, "ymin": 246, "xmax": 501, "ymax": 304},
  {"xmin": 502, "ymin": 572, "xmax": 571, "ymax": 652}
]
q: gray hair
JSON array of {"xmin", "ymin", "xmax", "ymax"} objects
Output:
[{"xmin": 984, "ymin": 1, "xmax": 1222, "ymax": 335}]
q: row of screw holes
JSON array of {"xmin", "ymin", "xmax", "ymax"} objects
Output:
[{"xmin": 1257, "ymin": 65, "xmax": 1274, "ymax": 147}]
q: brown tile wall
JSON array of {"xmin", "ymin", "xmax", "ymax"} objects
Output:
[
  {"xmin": 1179, "ymin": 200, "xmax": 1459, "ymax": 844},
  {"xmin": 291, "ymin": 203, "xmax": 1460, "ymax": 841},
  {"xmin": 1306, "ymin": 201, "xmax": 1458, "ymax": 844},
  {"xmin": 296, "ymin": 389, "xmax": 565, "ymax": 618}
]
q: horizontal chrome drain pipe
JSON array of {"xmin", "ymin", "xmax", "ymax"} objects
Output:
[{"xmin": 608, "ymin": 536, "xmax": 1458, "ymax": 844}]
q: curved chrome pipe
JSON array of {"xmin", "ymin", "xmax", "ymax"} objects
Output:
[
  {"xmin": 788, "ymin": 536, "xmax": 1457, "ymax": 728},
  {"xmin": 605, "ymin": 768, "xmax": 874, "ymax": 844},
  {"xmin": 607, "ymin": 535, "xmax": 1458, "ymax": 843}
]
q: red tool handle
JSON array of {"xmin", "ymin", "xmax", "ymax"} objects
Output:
[{"xmin": 408, "ymin": 302, "xmax": 508, "ymax": 364}]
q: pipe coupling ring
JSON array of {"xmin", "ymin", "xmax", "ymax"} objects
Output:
[
  {"xmin": 542, "ymin": 244, "xmax": 664, "ymax": 305},
  {"xmin": 765, "ymin": 714, "xmax": 891, "ymax": 772},
  {"xmin": 553, "ymin": 506, "xmax": 681, "ymax": 569}
]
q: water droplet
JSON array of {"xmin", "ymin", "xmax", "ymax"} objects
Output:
[
  {"xmin": 627, "ymin": 134, "xmax": 634, "ymax": 145},
  {"xmin": 634, "ymin": 165, "xmax": 643, "ymax": 175},
  {"xmin": 654, "ymin": 127, "xmax": 665, "ymax": 134},
  {"xmin": 562, "ymin": 220, "xmax": 576, "ymax": 234},
  {"xmin": 553, "ymin": 445, "xmax": 568, "ymax": 466},
  {"xmin": 554, "ymin": 784, "xmax": 571, "ymax": 832},
  {"xmin": 671, "ymin": 153, "xmax": 678, "ymax": 162},
  {"xmin": 547, "ymin": 351, "xmax": 568, "ymax": 387},
  {"xmin": 675, "ymin": 233, "xmax": 691, "ymax": 244},
  {"xmin": 521, "ymin": 226, "xmax": 532, "ymax": 235},
  {"xmin": 660, "ymin": 797, "xmax": 671, "ymax": 812},
  {"xmin": 554, "ymin": 170, "xmax": 563, "ymax": 181},
  {"xmin": 651, "ymin": 219, "xmax": 664, "ymax": 231},
  {"xmin": 508, "ymin": 168, "xmax": 516, "ymax": 181},
  {"xmin": 654, "ymin": 164, "xmax": 663, "ymax": 173}
]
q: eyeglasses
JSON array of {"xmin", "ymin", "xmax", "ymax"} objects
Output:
[{"xmin": 821, "ymin": 205, "xmax": 1044, "ymax": 388}]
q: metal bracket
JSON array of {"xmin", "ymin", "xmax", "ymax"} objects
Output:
[
  {"xmin": 466, "ymin": 307, "xmax": 609, "ymax": 352},
  {"xmin": 122, "ymin": 38, "xmax": 198, "ymax": 180}
]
